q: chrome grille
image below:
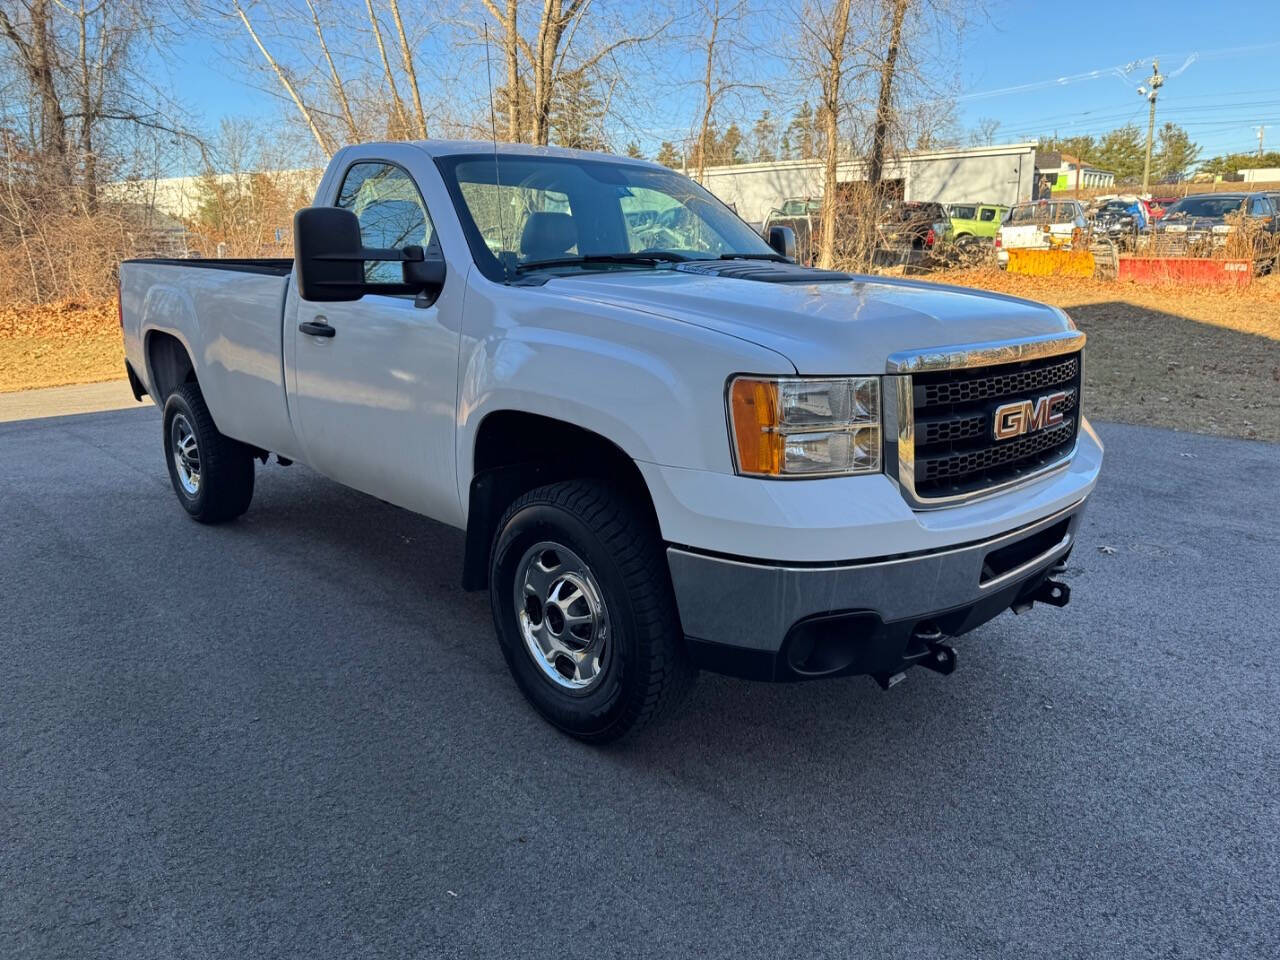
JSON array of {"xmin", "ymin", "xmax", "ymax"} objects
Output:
[
  {"xmin": 889, "ymin": 336, "xmax": 1085, "ymax": 506},
  {"xmin": 918, "ymin": 355, "xmax": 1079, "ymax": 407}
]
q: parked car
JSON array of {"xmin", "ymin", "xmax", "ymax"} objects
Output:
[
  {"xmin": 946, "ymin": 202, "xmax": 1008, "ymax": 245},
  {"xmin": 1151, "ymin": 192, "xmax": 1280, "ymax": 263},
  {"xmin": 119, "ymin": 140, "xmax": 1102, "ymax": 742},
  {"xmin": 877, "ymin": 200, "xmax": 953, "ymax": 255},
  {"xmin": 1091, "ymin": 197, "xmax": 1150, "ymax": 250},
  {"xmin": 996, "ymin": 199, "xmax": 1088, "ymax": 265},
  {"xmin": 762, "ymin": 197, "xmax": 823, "ymax": 264}
]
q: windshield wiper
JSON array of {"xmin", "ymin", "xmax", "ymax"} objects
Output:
[{"xmin": 513, "ymin": 252, "xmax": 688, "ymax": 273}]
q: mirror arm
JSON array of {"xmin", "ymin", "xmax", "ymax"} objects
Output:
[{"xmin": 312, "ymin": 245, "xmax": 425, "ymax": 264}]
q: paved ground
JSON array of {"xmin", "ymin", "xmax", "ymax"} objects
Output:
[
  {"xmin": 1, "ymin": 408, "xmax": 1276, "ymax": 960},
  {"xmin": 0, "ymin": 379, "xmax": 137, "ymax": 423}
]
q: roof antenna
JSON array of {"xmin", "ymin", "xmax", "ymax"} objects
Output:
[{"xmin": 482, "ymin": 23, "xmax": 512, "ymax": 280}]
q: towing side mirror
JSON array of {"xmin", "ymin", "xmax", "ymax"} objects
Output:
[
  {"xmin": 295, "ymin": 206, "xmax": 364, "ymax": 301},
  {"xmin": 293, "ymin": 206, "xmax": 445, "ymax": 303},
  {"xmin": 768, "ymin": 225, "xmax": 797, "ymax": 261}
]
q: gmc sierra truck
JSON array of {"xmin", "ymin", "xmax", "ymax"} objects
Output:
[{"xmin": 120, "ymin": 140, "xmax": 1103, "ymax": 742}]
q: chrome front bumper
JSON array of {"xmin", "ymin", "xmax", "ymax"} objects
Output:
[{"xmin": 668, "ymin": 498, "xmax": 1086, "ymax": 679}]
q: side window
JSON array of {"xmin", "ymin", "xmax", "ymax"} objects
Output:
[
  {"xmin": 1249, "ymin": 196, "xmax": 1271, "ymax": 217},
  {"xmin": 951, "ymin": 205, "xmax": 976, "ymax": 220},
  {"xmin": 979, "ymin": 207, "xmax": 996, "ymax": 222},
  {"xmin": 336, "ymin": 162, "xmax": 436, "ymax": 283}
]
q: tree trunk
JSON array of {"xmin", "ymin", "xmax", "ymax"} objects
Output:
[
  {"xmin": 531, "ymin": 0, "xmax": 559, "ymax": 145},
  {"xmin": 364, "ymin": 0, "xmax": 409, "ymax": 138},
  {"xmin": 695, "ymin": 0, "xmax": 720, "ymax": 184},
  {"xmin": 0, "ymin": 0, "xmax": 70, "ymax": 183},
  {"xmin": 867, "ymin": 0, "xmax": 907, "ymax": 190},
  {"xmin": 305, "ymin": 0, "xmax": 360, "ymax": 143},
  {"xmin": 74, "ymin": 0, "xmax": 97, "ymax": 212},
  {"xmin": 505, "ymin": 0, "xmax": 520, "ymax": 141},
  {"xmin": 817, "ymin": 0, "xmax": 852, "ymax": 270},
  {"xmin": 234, "ymin": 0, "xmax": 333, "ymax": 155},
  {"xmin": 388, "ymin": 0, "xmax": 428, "ymax": 138}
]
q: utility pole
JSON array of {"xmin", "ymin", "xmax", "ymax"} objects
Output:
[
  {"xmin": 1139, "ymin": 58, "xmax": 1163, "ymax": 193},
  {"xmin": 1257, "ymin": 125, "xmax": 1266, "ymax": 157}
]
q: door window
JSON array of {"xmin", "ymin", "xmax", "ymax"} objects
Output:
[
  {"xmin": 1249, "ymin": 196, "xmax": 1272, "ymax": 217},
  {"xmin": 336, "ymin": 162, "xmax": 437, "ymax": 283},
  {"xmin": 979, "ymin": 207, "xmax": 997, "ymax": 222},
  {"xmin": 951, "ymin": 205, "xmax": 976, "ymax": 220}
]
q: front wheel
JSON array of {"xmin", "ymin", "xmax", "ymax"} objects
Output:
[
  {"xmin": 489, "ymin": 480, "xmax": 694, "ymax": 742},
  {"xmin": 162, "ymin": 382, "xmax": 255, "ymax": 523}
]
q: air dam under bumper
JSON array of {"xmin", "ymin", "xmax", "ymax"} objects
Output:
[{"xmin": 668, "ymin": 499, "xmax": 1086, "ymax": 682}]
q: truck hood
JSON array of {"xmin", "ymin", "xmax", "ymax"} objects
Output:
[{"xmin": 546, "ymin": 267, "xmax": 1074, "ymax": 373}]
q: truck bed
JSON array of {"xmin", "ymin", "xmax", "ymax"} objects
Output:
[{"xmin": 119, "ymin": 256, "xmax": 300, "ymax": 460}]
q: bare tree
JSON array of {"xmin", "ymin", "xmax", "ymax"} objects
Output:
[
  {"xmin": 364, "ymin": 0, "xmax": 410, "ymax": 138},
  {"xmin": 866, "ymin": 0, "xmax": 906, "ymax": 192},
  {"xmin": 806, "ymin": 0, "xmax": 854, "ymax": 270},
  {"xmin": 232, "ymin": 0, "xmax": 333, "ymax": 154},
  {"xmin": 479, "ymin": 0, "xmax": 531, "ymax": 141},
  {"xmin": 0, "ymin": 0, "xmax": 70, "ymax": 180},
  {"xmin": 969, "ymin": 115, "xmax": 999, "ymax": 147},
  {"xmin": 690, "ymin": 0, "xmax": 756, "ymax": 183},
  {"xmin": 303, "ymin": 0, "xmax": 360, "ymax": 144},
  {"xmin": 478, "ymin": 0, "xmax": 667, "ymax": 146},
  {"xmin": 388, "ymin": 0, "xmax": 428, "ymax": 138}
]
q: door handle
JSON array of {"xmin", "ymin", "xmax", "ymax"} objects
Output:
[{"xmin": 299, "ymin": 320, "xmax": 335, "ymax": 338}]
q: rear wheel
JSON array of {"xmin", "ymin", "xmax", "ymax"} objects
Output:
[
  {"xmin": 489, "ymin": 480, "xmax": 694, "ymax": 742},
  {"xmin": 162, "ymin": 382, "xmax": 255, "ymax": 523}
]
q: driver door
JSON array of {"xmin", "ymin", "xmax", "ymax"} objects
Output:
[{"xmin": 291, "ymin": 160, "xmax": 460, "ymax": 521}]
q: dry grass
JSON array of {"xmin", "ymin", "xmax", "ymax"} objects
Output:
[
  {"xmin": 2, "ymin": 277, "xmax": 1278, "ymax": 444},
  {"xmin": 922, "ymin": 269, "xmax": 1280, "ymax": 443},
  {"xmin": 0, "ymin": 299, "xmax": 123, "ymax": 393}
]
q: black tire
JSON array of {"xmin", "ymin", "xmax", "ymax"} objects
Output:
[
  {"xmin": 489, "ymin": 479, "xmax": 695, "ymax": 743},
  {"xmin": 162, "ymin": 382, "xmax": 255, "ymax": 524}
]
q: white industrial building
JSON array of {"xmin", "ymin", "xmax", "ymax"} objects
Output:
[
  {"xmin": 1240, "ymin": 167, "xmax": 1280, "ymax": 183},
  {"xmin": 693, "ymin": 142, "xmax": 1040, "ymax": 225}
]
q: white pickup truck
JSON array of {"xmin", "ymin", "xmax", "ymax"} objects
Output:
[{"xmin": 120, "ymin": 140, "xmax": 1103, "ymax": 741}]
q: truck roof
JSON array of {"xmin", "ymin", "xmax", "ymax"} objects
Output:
[{"xmin": 392, "ymin": 138, "xmax": 661, "ymax": 168}]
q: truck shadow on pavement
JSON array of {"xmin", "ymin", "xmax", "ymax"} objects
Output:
[{"xmin": 229, "ymin": 460, "xmax": 1075, "ymax": 769}]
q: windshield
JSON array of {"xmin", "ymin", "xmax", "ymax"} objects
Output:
[
  {"xmin": 1166, "ymin": 196, "xmax": 1245, "ymax": 219},
  {"xmin": 435, "ymin": 153, "xmax": 775, "ymax": 280}
]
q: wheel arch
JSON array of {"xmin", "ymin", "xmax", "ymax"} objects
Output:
[
  {"xmin": 145, "ymin": 330, "xmax": 198, "ymax": 401},
  {"xmin": 461, "ymin": 410, "xmax": 660, "ymax": 591}
]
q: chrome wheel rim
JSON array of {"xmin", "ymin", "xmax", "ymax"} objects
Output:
[
  {"xmin": 514, "ymin": 541, "xmax": 610, "ymax": 691},
  {"xmin": 170, "ymin": 413, "xmax": 201, "ymax": 496}
]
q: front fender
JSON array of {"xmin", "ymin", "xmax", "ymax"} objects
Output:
[{"xmin": 455, "ymin": 277, "xmax": 794, "ymax": 501}]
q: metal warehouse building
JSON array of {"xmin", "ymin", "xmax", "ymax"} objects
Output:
[{"xmin": 694, "ymin": 142, "xmax": 1039, "ymax": 225}]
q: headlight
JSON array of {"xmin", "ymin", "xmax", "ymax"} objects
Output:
[{"xmin": 728, "ymin": 376, "xmax": 881, "ymax": 477}]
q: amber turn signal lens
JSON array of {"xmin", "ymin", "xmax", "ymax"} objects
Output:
[{"xmin": 729, "ymin": 378, "xmax": 782, "ymax": 475}]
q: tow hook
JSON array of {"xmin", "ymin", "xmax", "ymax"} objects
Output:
[
  {"xmin": 918, "ymin": 640, "xmax": 957, "ymax": 676},
  {"xmin": 875, "ymin": 625, "xmax": 958, "ymax": 689},
  {"xmin": 1012, "ymin": 577, "xmax": 1071, "ymax": 614},
  {"xmin": 912, "ymin": 624, "xmax": 957, "ymax": 676},
  {"xmin": 1032, "ymin": 578, "xmax": 1071, "ymax": 607}
]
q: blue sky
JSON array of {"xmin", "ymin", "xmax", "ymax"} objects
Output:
[
  {"xmin": 159, "ymin": 0, "xmax": 1280, "ymax": 165},
  {"xmin": 953, "ymin": 0, "xmax": 1280, "ymax": 158}
]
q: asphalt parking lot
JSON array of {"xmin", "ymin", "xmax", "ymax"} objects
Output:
[{"xmin": 2, "ymin": 407, "xmax": 1277, "ymax": 959}]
